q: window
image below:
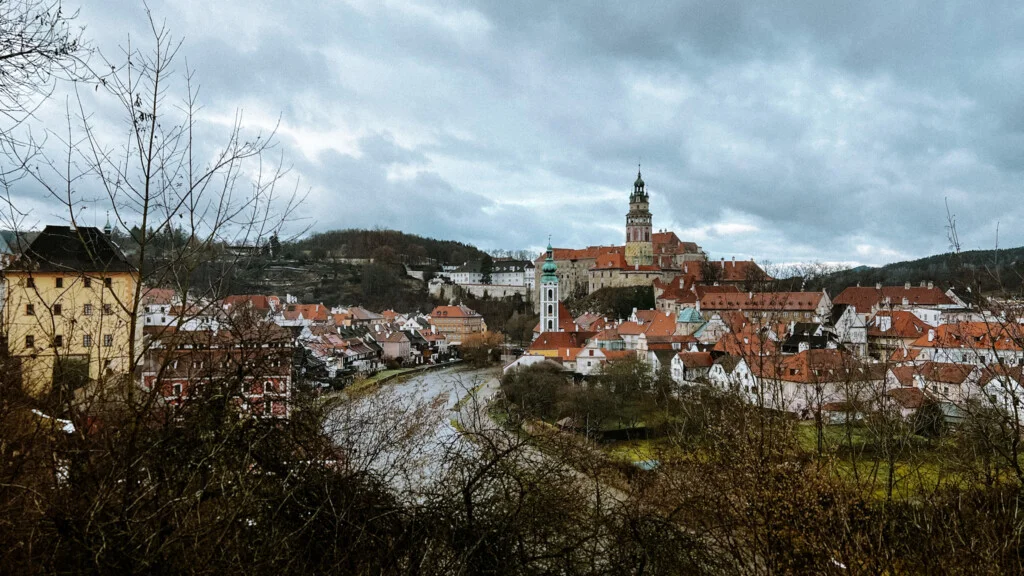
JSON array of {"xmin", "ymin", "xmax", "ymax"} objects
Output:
[
  {"xmin": 53, "ymin": 335, "xmax": 63, "ymax": 347},
  {"xmin": 104, "ymin": 277, "xmax": 112, "ymax": 288},
  {"xmin": 83, "ymin": 303, "xmax": 93, "ymax": 316},
  {"xmin": 102, "ymin": 304, "xmax": 113, "ymax": 315},
  {"xmin": 83, "ymin": 334, "xmax": 92, "ymax": 347},
  {"xmin": 52, "ymin": 304, "xmax": 62, "ymax": 316},
  {"xmin": 193, "ymin": 360, "xmax": 202, "ymax": 369},
  {"xmin": 25, "ymin": 335, "xmax": 34, "ymax": 348},
  {"xmin": 26, "ymin": 277, "xmax": 34, "ymax": 288},
  {"xmin": 103, "ymin": 334, "xmax": 113, "ymax": 347},
  {"xmin": 55, "ymin": 277, "xmax": 63, "ymax": 288},
  {"xmin": 83, "ymin": 278, "xmax": 91, "ymax": 288},
  {"xmin": 25, "ymin": 304, "xmax": 34, "ymax": 316},
  {"xmin": 172, "ymin": 383, "xmax": 182, "ymax": 396},
  {"xmin": 264, "ymin": 399, "xmax": 273, "ymax": 414}
]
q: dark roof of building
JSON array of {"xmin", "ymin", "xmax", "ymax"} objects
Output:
[{"xmin": 12, "ymin": 226, "xmax": 134, "ymax": 273}]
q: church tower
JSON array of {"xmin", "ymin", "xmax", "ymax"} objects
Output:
[
  {"xmin": 624, "ymin": 168, "xmax": 653, "ymax": 266},
  {"xmin": 539, "ymin": 242, "xmax": 560, "ymax": 332}
]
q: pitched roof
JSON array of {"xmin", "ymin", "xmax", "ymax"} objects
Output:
[
  {"xmin": 890, "ymin": 362, "xmax": 976, "ymax": 386},
  {"xmin": 222, "ymin": 294, "xmax": 274, "ymax": 312},
  {"xmin": 700, "ymin": 291, "xmax": 825, "ymax": 312},
  {"xmin": 528, "ymin": 331, "xmax": 596, "ymax": 351},
  {"xmin": 887, "ymin": 387, "xmax": 928, "ymax": 409},
  {"xmin": 867, "ymin": 311, "xmax": 931, "ymax": 338},
  {"xmin": 749, "ymin": 348, "xmax": 871, "ymax": 383},
  {"xmin": 909, "ymin": 322, "xmax": 1024, "ymax": 351},
  {"xmin": 833, "ymin": 285, "xmax": 954, "ymax": 314},
  {"xmin": 431, "ymin": 304, "xmax": 482, "ymax": 319},
  {"xmin": 283, "ymin": 303, "xmax": 330, "ymax": 322},
  {"xmin": 141, "ymin": 287, "xmax": 178, "ymax": 306},
  {"xmin": 13, "ymin": 225, "xmax": 134, "ymax": 273},
  {"xmin": 676, "ymin": 351, "xmax": 714, "ymax": 368}
]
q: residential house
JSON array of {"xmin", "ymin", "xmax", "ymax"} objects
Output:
[
  {"xmin": 866, "ymin": 311, "xmax": 931, "ymax": 361},
  {"xmin": 378, "ymin": 330, "xmax": 412, "ymax": 362},
  {"xmin": 430, "ymin": 304, "xmax": 487, "ymax": 345},
  {"xmin": 833, "ymin": 282, "xmax": 956, "ymax": 317},
  {"xmin": 908, "ymin": 321, "xmax": 1024, "ymax": 366},
  {"xmin": 670, "ymin": 351, "xmax": 714, "ymax": 384},
  {"xmin": 139, "ymin": 320, "xmax": 293, "ymax": 418},
  {"xmin": 887, "ymin": 361, "xmax": 980, "ymax": 403}
]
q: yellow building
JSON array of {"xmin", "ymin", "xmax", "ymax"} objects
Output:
[
  {"xmin": 429, "ymin": 304, "xmax": 486, "ymax": 345},
  {"xmin": 3, "ymin": 226, "xmax": 139, "ymax": 398}
]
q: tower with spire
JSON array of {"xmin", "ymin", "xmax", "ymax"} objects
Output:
[
  {"xmin": 624, "ymin": 167, "xmax": 653, "ymax": 266},
  {"xmin": 539, "ymin": 241, "xmax": 560, "ymax": 332}
]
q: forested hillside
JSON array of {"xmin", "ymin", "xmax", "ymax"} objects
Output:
[
  {"xmin": 285, "ymin": 229, "xmax": 488, "ymax": 266},
  {"xmin": 808, "ymin": 247, "xmax": 1024, "ymax": 297}
]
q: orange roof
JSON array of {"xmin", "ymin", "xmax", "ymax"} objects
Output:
[
  {"xmin": 980, "ymin": 365, "xmax": 1024, "ymax": 386},
  {"xmin": 867, "ymin": 311, "xmax": 931, "ymax": 339},
  {"xmin": 381, "ymin": 309, "xmax": 399, "ymax": 321},
  {"xmin": 676, "ymin": 351, "xmax": 714, "ymax": 368},
  {"xmin": 528, "ymin": 331, "xmax": 596, "ymax": 351},
  {"xmin": 833, "ymin": 286, "xmax": 954, "ymax": 314},
  {"xmin": 700, "ymin": 291, "xmax": 824, "ymax": 312},
  {"xmin": 749, "ymin": 349, "xmax": 869, "ymax": 383},
  {"xmin": 887, "ymin": 387, "xmax": 928, "ymax": 409},
  {"xmin": 890, "ymin": 362, "xmax": 976, "ymax": 386},
  {"xmin": 616, "ymin": 321, "xmax": 645, "ymax": 335},
  {"xmin": 889, "ymin": 348, "xmax": 920, "ymax": 363},
  {"xmin": 713, "ymin": 332, "xmax": 778, "ymax": 357},
  {"xmin": 222, "ymin": 294, "xmax": 274, "ymax": 312},
  {"xmin": 141, "ymin": 287, "xmax": 177, "ymax": 305},
  {"xmin": 431, "ymin": 304, "xmax": 481, "ymax": 319},
  {"xmin": 909, "ymin": 322, "xmax": 1024, "ymax": 351},
  {"xmin": 283, "ymin": 303, "xmax": 329, "ymax": 322},
  {"xmin": 602, "ymin": 350, "xmax": 635, "ymax": 362},
  {"xmin": 594, "ymin": 328, "xmax": 622, "ymax": 341}
]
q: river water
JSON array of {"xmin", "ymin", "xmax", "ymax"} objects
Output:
[{"xmin": 324, "ymin": 366, "xmax": 497, "ymax": 493}]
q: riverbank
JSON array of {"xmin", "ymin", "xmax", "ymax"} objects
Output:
[{"xmin": 344, "ymin": 360, "xmax": 465, "ymax": 396}]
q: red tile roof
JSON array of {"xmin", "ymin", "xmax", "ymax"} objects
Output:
[
  {"xmin": 700, "ymin": 291, "xmax": 825, "ymax": 312},
  {"xmin": 431, "ymin": 304, "xmax": 482, "ymax": 319},
  {"xmin": 890, "ymin": 362, "xmax": 976, "ymax": 386},
  {"xmin": 867, "ymin": 311, "xmax": 931, "ymax": 338},
  {"xmin": 676, "ymin": 351, "xmax": 714, "ymax": 368},
  {"xmin": 833, "ymin": 286, "xmax": 954, "ymax": 314},
  {"xmin": 909, "ymin": 322, "xmax": 1024, "ymax": 351},
  {"xmin": 529, "ymin": 331, "xmax": 596, "ymax": 351}
]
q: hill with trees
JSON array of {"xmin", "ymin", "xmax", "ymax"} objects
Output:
[
  {"xmin": 804, "ymin": 246, "xmax": 1024, "ymax": 298},
  {"xmin": 284, "ymin": 229, "xmax": 488, "ymax": 267}
]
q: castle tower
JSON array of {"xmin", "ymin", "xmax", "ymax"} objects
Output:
[
  {"xmin": 539, "ymin": 242, "xmax": 560, "ymax": 332},
  {"xmin": 624, "ymin": 168, "xmax": 653, "ymax": 266}
]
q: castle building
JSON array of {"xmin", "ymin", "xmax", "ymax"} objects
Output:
[{"xmin": 534, "ymin": 170, "xmax": 707, "ymax": 304}]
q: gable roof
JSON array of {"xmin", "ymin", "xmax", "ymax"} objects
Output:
[
  {"xmin": 700, "ymin": 291, "xmax": 825, "ymax": 312},
  {"xmin": 676, "ymin": 351, "xmax": 714, "ymax": 368},
  {"xmin": 431, "ymin": 304, "xmax": 482, "ymax": 319},
  {"xmin": 833, "ymin": 285, "xmax": 954, "ymax": 314},
  {"xmin": 528, "ymin": 331, "xmax": 597, "ymax": 351},
  {"xmin": 13, "ymin": 225, "xmax": 134, "ymax": 273},
  {"xmin": 890, "ymin": 362, "xmax": 976, "ymax": 386},
  {"xmin": 909, "ymin": 322, "xmax": 1024, "ymax": 351},
  {"xmin": 867, "ymin": 311, "xmax": 931, "ymax": 339}
]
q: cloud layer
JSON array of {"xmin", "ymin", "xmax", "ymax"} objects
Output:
[{"xmin": 22, "ymin": 1, "xmax": 1024, "ymax": 265}]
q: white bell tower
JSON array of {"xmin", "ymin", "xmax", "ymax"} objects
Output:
[{"xmin": 539, "ymin": 242, "xmax": 560, "ymax": 332}]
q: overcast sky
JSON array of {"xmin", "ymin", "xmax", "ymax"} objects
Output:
[{"xmin": 22, "ymin": 1, "xmax": 1024, "ymax": 266}]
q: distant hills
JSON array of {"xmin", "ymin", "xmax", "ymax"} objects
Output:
[
  {"xmin": 286, "ymin": 229, "xmax": 488, "ymax": 267},
  {"xmin": 808, "ymin": 246, "xmax": 1024, "ymax": 297}
]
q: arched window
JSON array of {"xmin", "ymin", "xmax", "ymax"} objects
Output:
[
  {"xmin": 547, "ymin": 304, "xmax": 553, "ymax": 314},
  {"xmin": 547, "ymin": 288, "xmax": 553, "ymax": 300},
  {"xmin": 547, "ymin": 320, "xmax": 553, "ymax": 330}
]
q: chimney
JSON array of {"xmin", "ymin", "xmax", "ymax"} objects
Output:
[
  {"xmin": 683, "ymin": 264, "xmax": 688, "ymax": 274},
  {"xmin": 798, "ymin": 341, "xmax": 810, "ymax": 353},
  {"xmin": 904, "ymin": 282, "xmax": 911, "ymax": 290},
  {"xmin": 920, "ymin": 281, "xmax": 926, "ymax": 288},
  {"xmin": 927, "ymin": 281, "xmax": 934, "ymax": 289},
  {"xmin": 928, "ymin": 328, "xmax": 935, "ymax": 342},
  {"xmin": 875, "ymin": 283, "xmax": 882, "ymax": 290},
  {"xmin": 732, "ymin": 256, "xmax": 736, "ymax": 267},
  {"xmin": 720, "ymin": 257, "xmax": 725, "ymax": 268}
]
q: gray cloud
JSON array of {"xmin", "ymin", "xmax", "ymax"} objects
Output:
[{"xmin": 10, "ymin": 0, "xmax": 1024, "ymax": 266}]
